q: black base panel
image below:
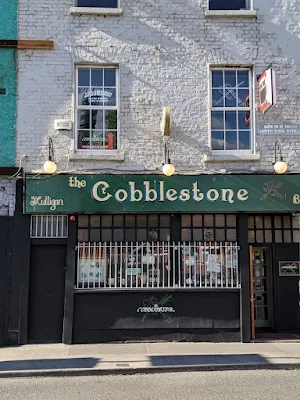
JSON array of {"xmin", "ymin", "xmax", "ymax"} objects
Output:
[{"xmin": 73, "ymin": 328, "xmax": 240, "ymax": 344}]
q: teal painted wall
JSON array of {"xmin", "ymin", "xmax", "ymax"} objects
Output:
[
  {"xmin": 0, "ymin": 0, "xmax": 17, "ymax": 166},
  {"xmin": 0, "ymin": 0, "xmax": 18, "ymax": 40}
]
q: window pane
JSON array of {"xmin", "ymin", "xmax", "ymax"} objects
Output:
[
  {"xmin": 212, "ymin": 131, "xmax": 224, "ymax": 150},
  {"xmin": 78, "ymin": 130, "xmax": 90, "ymax": 149},
  {"xmin": 149, "ymin": 214, "xmax": 159, "ymax": 227},
  {"xmin": 211, "ymin": 111, "xmax": 224, "ymax": 130},
  {"xmin": 103, "ymin": 87, "xmax": 116, "ymax": 106},
  {"xmin": 264, "ymin": 216, "xmax": 272, "ymax": 229},
  {"xmin": 283, "ymin": 216, "xmax": 291, "ymax": 228},
  {"xmin": 225, "ymin": 89, "xmax": 237, "ymax": 107},
  {"xmin": 255, "ymin": 216, "xmax": 263, "ymax": 229},
  {"xmin": 274, "ymin": 216, "xmax": 282, "ymax": 228},
  {"xmin": 78, "ymin": 0, "xmax": 118, "ymax": 7},
  {"xmin": 114, "ymin": 229, "xmax": 124, "ymax": 241},
  {"xmin": 160, "ymin": 215, "xmax": 170, "ymax": 227},
  {"xmin": 91, "ymin": 131, "xmax": 103, "ymax": 150},
  {"xmin": 293, "ymin": 230, "xmax": 300, "ymax": 242},
  {"xmin": 275, "ymin": 230, "xmax": 282, "ymax": 243},
  {"xmin": 182, "ymin": 215, "xmax": 191, "ymax": 227},
  {"xmin": 78, "ymin": 68, "xmax": 90, "ymax": 86},
  {"xmin": 78, "ymin": 87, "xmax": 90, "ymax": 105},
  {"xmin": 136, "ymin": 229, "xmax": 147, "ymax": 241},
  {"xmin": 283, "ymin": 230, "xmax": 292, "ymax": 243},
  {"xmin": 238, "ymin": 89, "xmax": 249, "ymax": 107},
  {"xmin": 90, "ymin": 229, "xmax": 101, "ymax": 241},
  {"xmin": 104, "ymin": 131, "xmax": 117, "ymax": 150},
  {"xmin": 193, "ymin": 229, "xmax": 203, "ymax": 241},
  {"xmin": 226, "ymin": 215, "xmax": 236, "ymax": 227},
  {"xmin": 90, "ymin": 89, "xmax": 104, "ymax": 106},
  {"xmin": 125, "ymin": 215, "xmax": 135, "ymax": 227},
  {"xmin": 90, "ymin": 215, "xmax": 101, "ymax": 227},
  {"xmin": 125, "ymin": 229, "xmax": 135, "ymax": 241},
  {"xmin": 239, "ymin": 131, "xmax": 250, "ymax": 149},
  {"xmin": 209, "ymin": 0, "xmax": 247, "ymax": 10},
  {"xmin": 204, "ymin": 214, "xmax": 214, "ymax": 226},
  {"xmin": 78, "ymin": 229, "xmax": 88, "ymax": 242},
  {"xmin": 78, "ymin": 110, "xmax": 90, "ymax": 129},
  {"xmin": 215, "ymin": 229, "xmax": 225, "ymax": 241},
  {"xmin": 225, "ymin": 131, "xmax": 237, "ymax": 150},
  {"xmin": 238, "ymin": 111, "xmax": 251, "ymax": 129},
  {"xmin": 248, "ymin": 230, "xmax": 255, "ymax": 243},
  {"xmin": 256, "ymin": 231, "xmax": 264, "ymax": 243},
  {"xmin": 78, "ymin": 215, "xmax": 89, "ymax": 227},
  {"xmin": 237, "ymin": 70, "xmax": 249, "ymax": 87},
  {"xmin": 91, "ymin": 69, "xmax": 103, "ymax": 86},
  {"xmin": 265, "ymin": 230, "xmax": 272, "ymax": 243},
  {"xmin": 105, "ymin": 110, "xmax": 117, "ymax": 129},
  {"xmin": 104, "ymin": 68, "xmax": 116, "ymax": 86},
  {"xmin": 192, "ymin": 214, "xmax": 202, "ymax": 227},
  {"xmin": 102, "ymin": 229, "xmax": 112, "ymax": 241},
  {"xmin": 225, "ymin": 111, "xmax": 237, "ymax": 129},
  {"xmin": 182, "ymin": 229, "xmax": 191, "ymax": 241},
  {"xmin": 102, "ymin": 215, "xmax": 112, "ymax": 227},
  {"xmin": 227, "ymin": 229, "xmax": 236, "ymax": 241},
  {"xmin": 160, "ymin": 229, "xmax": 170, "ymax": 241},
  {"xmin": 137, "ymin": 215, "xmax": 147, "ymax": 226},
  {"xmin": 248, "ymin": 216, "xmax": 254, "ymax": 229},
  {"xmin": 92, "ymin": 110, "xmax": 103, "ymax": 129},
  {"xmin": 212, "ymin": 71, "xmax": 223, "ymax": 87},
  {"xmin": 113, "ymin": 215, "xmax": 123, "ymax": 227},
  {"xmin": 215, "ymin": 214, "xmax": 225, "ymax": 227},
  {"xmin": 224, "ymin": 70, "xmax": 236, "ymax": 87},
  {"xmin": 212, "ymin": 89, "xmax": 224, "ymax": 107}
]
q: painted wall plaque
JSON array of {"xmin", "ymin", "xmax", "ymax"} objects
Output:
[{"xmin": 279, "ymin": 261, "xmax": 300, "ymax": 276}]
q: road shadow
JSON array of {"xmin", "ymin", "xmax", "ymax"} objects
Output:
[{"xmin": 0, "ymin": 358, "xmax": 99, "ymax": 371}]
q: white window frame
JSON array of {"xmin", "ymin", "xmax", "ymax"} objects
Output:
[
  {"xmin": 209, "ymin": 67, "xmax": 255, "ymax": 155},
  {"xmin": 76, "ymin": 0, "xmax": 120, "ymax": 8},
  {"xmin": 75, "ymin": 65, "xmax": 120, "ymax": 154},
  {"xmin": 208, "ymin": 0, "xmax": 253, "ymax": 10}
]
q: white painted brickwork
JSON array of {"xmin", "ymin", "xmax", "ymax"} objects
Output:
[
  {"xmin": 0, "ymin": 181, "xmax": 16, "ymax": 216},
  {"xmin": 17, "ymin": 1, "xmax": 300, "ymax": 174}
]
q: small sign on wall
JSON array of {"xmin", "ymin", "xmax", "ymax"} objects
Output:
[{"xmin": 279, "ymin": 261, "xmax": 300, "ymax": 276}]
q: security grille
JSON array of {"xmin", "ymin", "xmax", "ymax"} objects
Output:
[
  {"xmin": 76, "ymin": 241, "xmax": 240, "ymax": 290},
  {"xmin": 30, "ymin": 215, "xmax": 68, "ymax": 238}
]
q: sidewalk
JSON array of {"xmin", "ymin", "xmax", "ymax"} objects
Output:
[{"xmin": 1, "ymin": 341, "xmax": 300, "ymax": 378}]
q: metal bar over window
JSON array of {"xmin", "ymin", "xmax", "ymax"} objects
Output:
[
  {"xmin": 30, "ymin": 215, "xmax": 68, "ymax": 238},
  {"xmin": 75, "ymin": 241, "xmax": 240, "ymax": 290}
]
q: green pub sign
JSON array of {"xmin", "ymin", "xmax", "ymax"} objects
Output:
[{"xmin": 25, "ymin": 174, "xmax": 300, "ymax": 213}]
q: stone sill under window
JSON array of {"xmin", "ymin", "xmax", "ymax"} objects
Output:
[
  {"xmin": 69, "ymin": 151, "xmax": 125, "ymax": 162},
  {"xmin": 205, "ymin": 10, "xmax": 257, "ymax": 18},
  {"xmin": 69, "ymin": 7, "xmax": 123, "ymax": 16},
  {"xmin": 206, "ymin": 153, "xmax": 260, "ymax": 162}
]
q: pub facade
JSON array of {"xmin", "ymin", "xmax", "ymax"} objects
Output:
[{"xmin": 9, "ymin": 173, "xmax": 299, "ymax": 344}]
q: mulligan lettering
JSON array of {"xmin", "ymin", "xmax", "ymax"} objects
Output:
[
  {"xmin": 91, "ymin": 181, "xmax": 249, "ymax": 204},
  {"xmin": 30, "ymin": 196, "xmax": 64, "ymax": 211}
]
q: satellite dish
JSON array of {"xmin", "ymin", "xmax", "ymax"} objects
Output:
[{"xmin": 160, "ymin": 106, "xmax": 171, "ymax": 136}]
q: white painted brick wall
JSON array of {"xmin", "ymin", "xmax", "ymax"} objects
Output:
[
  {"xmin": 0, "ymin": 181, "xmax": 16, "ymax": 216},
  {"xmin": 16, "ymin": 0, "xmax": 300, "ymax": 174}
]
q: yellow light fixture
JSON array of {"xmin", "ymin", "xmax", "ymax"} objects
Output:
[
  {"xmin": 43, "ymin": 137, "xmax": 57, "ymax": 174},
  {"xmin": 162, "ymin": 163, "xmax": 175, "ymax": 176},
  {"xmin": 43, "ymin": 160, "xmax": 57, "ymax": 174},
  {"xmin": 273, "ymin": 139, "xmax": 287, "ymax": 174},
  {"xmin": 273, "ymin": 160, "xmax": 287, "ymax": 174},
  {"xmin": 162, "ymin": 142, "xmax": 175, "ymax": 176}
]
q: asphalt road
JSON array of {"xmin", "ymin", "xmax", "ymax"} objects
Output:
[{"xmin": 1, "ymin": 370, "xmax": 300, "ymax": 400}]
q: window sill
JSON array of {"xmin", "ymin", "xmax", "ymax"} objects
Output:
[
  {"xmin": 69, "ymin": 7, "xmax": 123, "ymax": 16},
  {"xmin": 69, "ymin": 151, "xmax": 125, "ymax": 162},
  {"xmin": 206, "ymin": 153, "xmax": 260, "ymax": 162},
  {"xmin": 205, "ymin": 10, "xmax": 257, "ymax": 19}
]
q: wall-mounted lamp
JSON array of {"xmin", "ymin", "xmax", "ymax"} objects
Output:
[
  {"xmin": 43, "ymin": 137, "xmax": 57, "ymax": 174},
  {"xmin": 162, "ymin": 142, "xmax": 175, "ymax": 176},
  {"xmin": 273, "ymin": 138, "xmax": 287, "ymax": 174}
]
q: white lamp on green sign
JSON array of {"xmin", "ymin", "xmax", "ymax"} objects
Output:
[
  {"xmin": 273, "ymin": 139, "xmax": 287, "ymax": 174},
  {"xmin": 162, "ymin": 142, "xmax": 175, "ymax": 176},
  {"xmin": 43, "ymin": 137, "xmax": 57, "ymax": 174}
]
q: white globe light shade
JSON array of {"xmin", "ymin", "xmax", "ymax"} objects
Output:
[
  {"xmin": 43, "ymin": 160, "xmax": 57, "ymax": 174},
  {"xmin": 273, "ymin": 161, "xmax": 287, "ymax": 174},
  {"xmin": 162, "ymin": 163, "xmax": 175, "ymax": 176}
]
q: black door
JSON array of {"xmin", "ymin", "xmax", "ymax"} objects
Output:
[
  {"xmin": 28, "ymin": 245, "xmax": 66, "ymax": 342},
  {"xmin": 274, "ymin": 244, "xmax": 300, "ymax": 332}
]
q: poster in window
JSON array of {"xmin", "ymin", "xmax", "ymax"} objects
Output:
[
  {"xmin": 279, "ymin": 261, "xmax": 300, "ymax": 276},
  {"xmin": 78, "ymin": 245, "xmax": 107, "ymax": 283}
]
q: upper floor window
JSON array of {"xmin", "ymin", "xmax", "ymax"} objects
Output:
[
  {"xmin": 210, "ymin": 68, "xmax": 252, "ymax": 152},
  {"xmin": 77, "ymin": 0, "xmax": 118, "ymax": 7},
  {"xmin": 209, "ymin": 0, "xmax": 250, "ymax": 10},
  {"xmin": 76, "ymin": 66, "xmax": 118, "ymax": 151}
]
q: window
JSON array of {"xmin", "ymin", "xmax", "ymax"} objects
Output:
[
  {"xmin": 30, "ymin": 215, "xmax": 68, "ymax": 238},
  {"xmin": 77, "ymin": 0, "xmax": 118, "ymax": 7},
  {"xmin": 210, "ymin": 68, "xmax": 252, "ymax": 151},
  {"xmin": 76, "ymin": 66, "xmax": 118, "ymax": 151},
  {"xmin": 209, "ymin": 0, "xmax": 250, "ymax": 10}
]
